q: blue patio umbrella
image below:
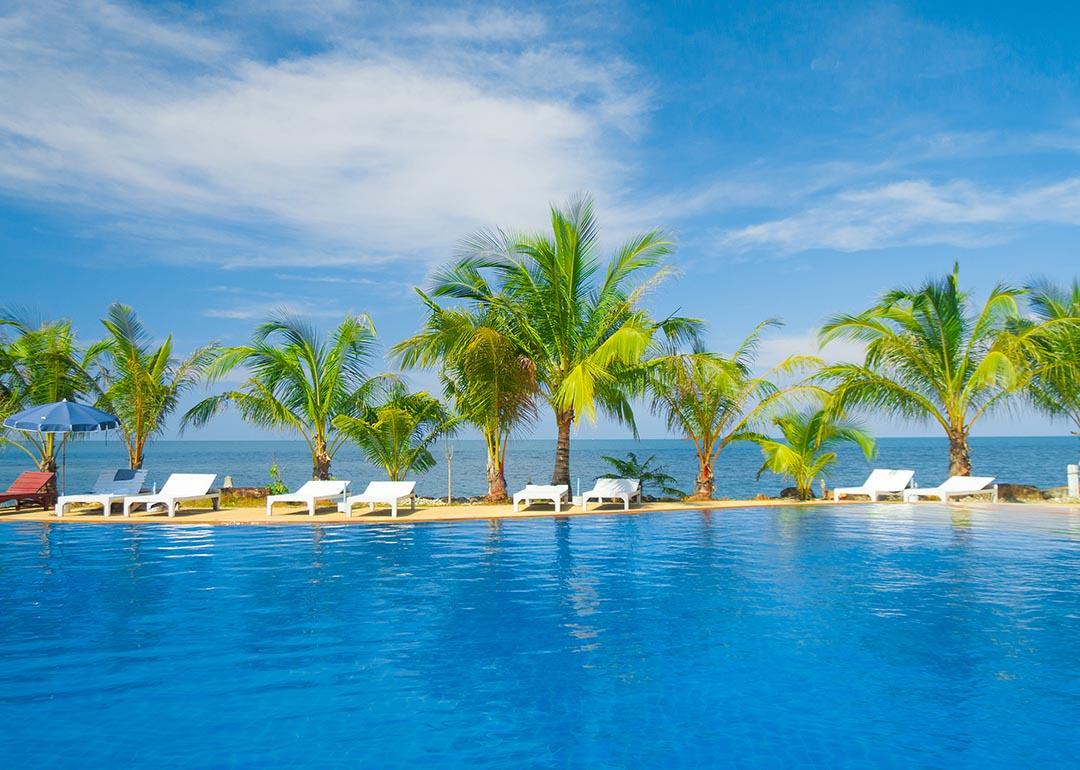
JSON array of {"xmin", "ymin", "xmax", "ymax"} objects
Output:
[{"xmin": 3, "ymin": 399, "xmax": 120, "ymax": 493}]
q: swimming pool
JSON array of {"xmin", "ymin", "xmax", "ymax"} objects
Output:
[{"xmin": 2, "ymin": 506, "xmax": 1078, "ymax": 768}]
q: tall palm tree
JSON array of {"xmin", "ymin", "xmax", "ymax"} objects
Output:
[
  {"xmin": 393, "ymin": 295, "xmax": 537, "ymax": 501},
  {"xmin": 333, "ymin": 378, "xmax": 459, "ymax": 481},
  {"xmin": 647, "ymin": 320, "xmax": 820, "ymax": 499},
  {"xmin": 0, "ymin": 313, "xmax": 93, "ymax": 474},
  {"xmin": 86, "ymin": 303, "xmax": 217, "ymax": 469},
  {"xmin": 429, "ymin": 194, "xmax": 697, "ymax": 487},
  {"xmin": 756, "ymin": 407, "xmax": 876, "ymax": 500},
  {"xmin": 182, "ymin": 312, "xmax": 377, "ymax": 479},
  {"xmin": 819, "ymin": 265, "xmax": 1033, "ymax": 476},
  {"xmin": 1021, "ymin": 279, "xmax": 1080, "ymax": 435}
]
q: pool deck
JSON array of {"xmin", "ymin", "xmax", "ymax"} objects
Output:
[{"xmin": 1, "ymin": 496, "xmax": 1077, "ymax": 525}]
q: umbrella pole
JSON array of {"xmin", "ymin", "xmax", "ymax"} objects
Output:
[{"xmin": 62, "ymin": 435, "xmax": 67, "ymax": 495}]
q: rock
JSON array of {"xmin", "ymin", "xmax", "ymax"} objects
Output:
[
  {"xmin": 221, "ymin": 486, "xmax": 268, "ymax": 502},
  {"xmin": 996, "ymin": 483, "xmax": 1048, "ymax": 502},
  {"xmin": 779, "ymin": 487, "xmax": 815, "ymax": 500}
]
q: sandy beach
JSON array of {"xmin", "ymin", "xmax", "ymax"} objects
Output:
[{"xmin": 2, "ymin": 496, "xmax": 1077, "ymax": 525}]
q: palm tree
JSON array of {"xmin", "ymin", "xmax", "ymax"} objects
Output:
[
  {"xmin": 86, "ymin": 303, "xmax": 217, "ymax": 470},
  {"xmin": 1022, "ymin": 280, "xmax": 1080, "ymax": 435},
  {"xmin": 393, "ymin": 296, "xmax": 537, "ymax": 501},
  {"xmin": 182, "ymin": 312, "xmax": 377, "ymax": 479},
  {"xmin": 756, "ymin": 407, "xmax": 875, "ymax": 500},
  {"xmin": 429, "ymin": 194, "xmax": 697, "ymax": 487},
  {"xmin": 819, "ymin": 265, "xmax": 1033, "ymax": 476},
  {"xmin": 597, "ymin": 452, "xmax": 686, "ymax": 499},
  {"xmin": 333, "ymin": 378, "xmax": 459, "ymax": 481},
  {"xmin": 647, "ymin": 320, "xmax": 820, "ymax": 499},
  {"xmin": 0, "ymin": 313, "xmax": 93, "ymax": 474}
]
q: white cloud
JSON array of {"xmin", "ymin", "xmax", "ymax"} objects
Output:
[
  {"xmin": 720, "ymin": 177, "xmax": 1080, "ymax": 253},
  {"xmin": 410, "ymin": 8, "xmax": 548, "ymax": 41},
  {"xmin": 755, "ymin": 330, "xmax": 866, "ymax": 371},
  {"xmin": 0, "ymin": 1, "xmax": 642, "ymax": 267}
]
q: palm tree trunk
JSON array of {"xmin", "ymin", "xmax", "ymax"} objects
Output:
[
  {"xmin": 692, "ymin": 459, "xmax": 714, "ymax": 499},
  {"xmin": 482, "ymin": 429, "xmax": 510, "ymax": 502},
  {"xmin": 486, "ymin": 456, "xmax": 508, "ymax": 502},
  {"xmin": 948, "ymin": 427, "xmax": 971, "ymax": 476},
  {"xmin": 312, "ymin": 437, "xmax": 332, "ymax": 480},
  {"xmin": 129, "ymin": 438, "xmax": 144, "ymax": 470},
  {"xmin": 551, "ymin": 408, "xmax": 573, "ymax": 488}
]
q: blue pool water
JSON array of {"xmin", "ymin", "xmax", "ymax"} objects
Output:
[{"xmin": 2, "ymin": 506, "xmax": 1079, "ymax": 767}]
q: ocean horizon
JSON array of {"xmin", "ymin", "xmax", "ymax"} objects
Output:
[{"xmin": 5, "ymin": 435, "xmax": 1077, "ymax": 500}]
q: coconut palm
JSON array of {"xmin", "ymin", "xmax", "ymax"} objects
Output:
[
  {"xmin": 182, "ymin": 312, "xmax": 377, "ymax": 480},
  {"xmin": 333, "ymin": 378, "xmax": 459, "ymax": 481},
  {"xmin": 597, "ymin": 452, "xmax": 686, "ymax": 499},
  {"xmin": 393, "ymin": 296, "xmax": 537, "ymax": 501},
  {"xmin": 429, "ymin": 194, "xmax": 697, "ymax": 487},
  {"xmin": 0, "ymin": 313, "xmax": 93, "ymax": 474},
  {"xmin": 819, "ymin": 265, "xmax": 1032, "ymax": 476},
  {"xmin": 1021, "ymin": 279, "xmax": 1080, "ymax": 435},
  {"xmin": 756, "ymin": 407, "xmax": 876, "ymax": 500},
  {"xmin": 85, "ymin": 303, "xmax": 217, "ymax": 469},
  {"xmin": 646, "ymin": 320, "xmax": 820, "ymax": 499}
]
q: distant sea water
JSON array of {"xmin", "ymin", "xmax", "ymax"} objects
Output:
[{"xmin": 1, "ymin": 436, "xmax": 1077, "ymax": 500}]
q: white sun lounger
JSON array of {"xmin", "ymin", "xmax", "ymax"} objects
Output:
[
  {"xmin": 512, "ymin": 484, "xmax": 570, "ymax": 513},
  {"xmin": 55, "ymin": 468, "xmax": 149, "ymax": 517},
  {"xmin": 833, "ymin": 469, "xmax": 915, "ymax": 501},
  {"xmin": 337, "ymin": 481, "xmax": 416, "ymax": 518},
  {"xmin": 266, "ymin": 479, "xmax": 350, "ymax": 517},
  {"xmin": 903, "ymin": 476, "xmax": 998, "ymax": 503},
  {"xmin": 582, "ymin": 478, "xmax": 641, "ymax": 511},
  {"xmin": 122, "ymin": 473, "xmax": 220, "ymax": 517}
]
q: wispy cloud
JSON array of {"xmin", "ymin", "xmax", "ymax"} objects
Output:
[
  {"xmin": 719, "ymin": 177, "xmax": 1080, "ymax": 254},
  {"xmin": 409, "ymin": 8, "xmax": 548, "ymax": 41},
  {"xmin": 0, "ymin": 1, "xmax": 643, "ymax": 267}
]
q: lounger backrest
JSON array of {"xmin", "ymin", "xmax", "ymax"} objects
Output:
[
  {"xmin": 523, "ymin": 484, "xmax": 568, "ymax": 495},
  {"xmin": 362, "ymin": 481, "xmax": 416, "ymax": 498},
  {"xmin": 106, "ymin": 469, "xmax": 149, "ymax": 496},
  {"xmin": 861, "ymin": 469, "xmax": 894, "ymax": 488},
  {"xmin": 89, "ymin": 469, "xmax": 147, "ymax": 495},
  {"xmin": 884, "ymin": 469, "xmax": 915, "ymax": 491},
  {"xmin": 158, "ymin": 473, "xmax": 216, "ymax": 497},
  {"xmin": 940, "ymin": 475, "xmax": 994, "ymax": 492},
  {"xmin": 4, "ymin": 471, "xmax": 54, "ymax": 493},
  {"xmin": 90, "ymin": 469, "xmax": 119, "ymax": 494},
  {"xmin": 294, "ymin": 480, "xmax": 349, "ymax": 497},
  {"xmin": 594, "ymin": 478, "xmax": 639, "ymax": 495}
]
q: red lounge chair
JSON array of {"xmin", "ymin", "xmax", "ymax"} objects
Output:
[{"xmin": 0, "ymin": 471, "xmax": 57, "ymax": 510}]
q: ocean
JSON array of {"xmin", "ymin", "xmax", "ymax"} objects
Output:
[{"xmin": 1, "ymin": 436, "xmax": 1077, "ymax": 500}]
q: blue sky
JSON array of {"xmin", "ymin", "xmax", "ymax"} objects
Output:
[{"xmin": 2, "ymin": 0, "xmax": 1079, "ymax": 439}]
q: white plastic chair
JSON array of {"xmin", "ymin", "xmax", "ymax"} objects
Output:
[
  {"xmin": 512, "ymin": 484, "xmax": 570, "ymax": 513},
  {"xmin": 56, "ymin": 468, "xmax": 149, "ymax": 517},
  {"xmin": 581, "ymin": 478, "xmax": 641, "ymax": 511},
  {"xmin": 903, "ymin": 476, "xmax": 997, "ymax": 503},
  {"xmin": 338, "ymin": 481, "xmax": 416, "ymax": 518},
  {"xmin": 266, "ymin": 479, "xmax": 350, "ymax": 517},
  {"xmin": 122, "ymin": 474, "xmax": 219, "ymax": 517},
  {"xmin": 833, "ymin": 469, "xmax": 915, "ymax": 501}
]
